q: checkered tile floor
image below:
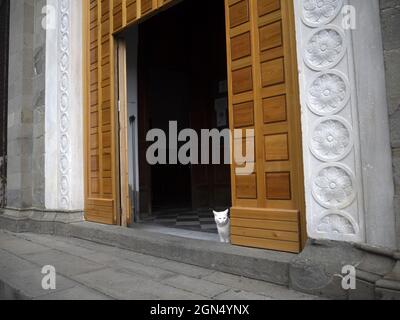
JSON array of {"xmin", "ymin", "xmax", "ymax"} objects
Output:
[{"xmin": 140, "ymin": 209, "xmax": 218, "ymax": 234}]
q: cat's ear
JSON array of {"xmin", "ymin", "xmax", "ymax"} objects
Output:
[
  {"xmin": 223, "ymin": 209, "xmax": 229, "ymax": 215},
  {"xmin": 213, "ymin": 211, "xmax": 217, "ymax": 216}
]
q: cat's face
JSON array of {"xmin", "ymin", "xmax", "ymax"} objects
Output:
[{"xmin": 213, "ymin": 209, "xmax": 229, "ymax": 225}]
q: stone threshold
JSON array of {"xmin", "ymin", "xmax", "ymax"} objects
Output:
[{"xmin": 1, "ymin": 209, "xmax": 400, "ymax": 300}]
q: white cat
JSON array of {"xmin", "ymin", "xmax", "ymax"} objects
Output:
[{"xmin": 213, "ymin": 209, "xmax": 230, "ymax": 244}]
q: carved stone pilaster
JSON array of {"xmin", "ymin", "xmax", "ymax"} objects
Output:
[
  {"xmin": 294, "ymin": 0, "xmax": 365, "ymax": 243},
  {"xmin": 45, "ymin": 0, "xmax": 83, "ymax": 212},
  {"xmin": 58, "ymin": 0, "xmax": 71, "ymax": 210}
]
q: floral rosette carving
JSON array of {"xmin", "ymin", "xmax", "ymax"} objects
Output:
[
  {"xmin": 317, "ymin": 212, "xmax": 356, "ymax": 235},
  {"xmin": 307, "ymin": 71, "xmax": 349, "ymax": 115},
  {"xmin": 311, "ymin": 117, "xmax": 352, "ymax": 161},
  {"xmin": 304, "ymin": 28, "xmax": 345, "ymax": 70},
  {"xmin": 302, "ymin": 0, "xmax": 343, "ymax": 27},
  {"xmin": 312, "ymin": 165, "xmax": 355, "ymax": 208}
]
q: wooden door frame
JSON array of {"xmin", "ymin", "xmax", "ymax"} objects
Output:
[
  {"xmin": 283, "ymin": 0, "xmax": 307, "ymax": 248},
  {"xmin": 115, "ymin": 38, "xmax": 131, "ymax": 227}
]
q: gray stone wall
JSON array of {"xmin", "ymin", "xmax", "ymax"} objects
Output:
[
  {"xmin": 381, "ymin": 0, "xmax": 400, "ymax": 247},
  {"xmin": 7, "ymin": 0, "xmax": 45, "ymax": 209}
]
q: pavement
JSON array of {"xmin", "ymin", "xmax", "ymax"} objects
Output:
[{"xmin": 0, "ymin": 230, "xmax": 321, "ymax": 300}]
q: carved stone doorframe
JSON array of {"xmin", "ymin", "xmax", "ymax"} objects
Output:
[
  {"xmin": 45, "ymin": 0, "xmax": 84, "ymax": 212},
  {"xmin": 293, "ymin": 0, "xmax": 395, "ymax": 248}
]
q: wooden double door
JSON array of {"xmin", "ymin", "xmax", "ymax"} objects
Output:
[{"xmin": 83, "ymin": 0, "xmax": 306, "ymax": 253}]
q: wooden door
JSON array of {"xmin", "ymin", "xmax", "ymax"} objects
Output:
[
  {"xmin": 225, "ymin": 0, "xmax": 306, "ymax": 253},
  {"xmin": 84, "ymin": 0, "xmax": 118, "ymax": 224},
  {"xmin": 84, "ymin": 0, "xmax": 176, "ymax": 225}
]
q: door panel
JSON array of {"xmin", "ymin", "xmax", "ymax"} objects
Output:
[
  {"xmin": 84, "ymin": 0, "xmax": 117, "ymax": 224},
  {"xmin": 225, "ymin": 0, "xmax": 305, "ymax": 253},
  {"xmin": 84, "ymin": 1, "xmax": 181, "ymax": 225}
]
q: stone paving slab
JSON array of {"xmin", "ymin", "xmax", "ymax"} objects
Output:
[
  {"xmin": 0, "ymin": 249, "xmax": 39, "ymax": 274},
  {"xmin": 214, "ymin": 289, "xmax": 271, "ymax": 300},
  {"xmin": 202, "ymin": 271, "xmax": 318, "ymax": 300},
  {"xmin": 99, "ymin": 257, "xmax": 177, "ymax": 281},
  {"xmin": 5, "ymin": 267, "xmax": 78, "ymax": 298},
  {"xmin": 0, "ymin": 230, "xmax": 320, "ymax": 300},
  {"xmin": 0, "ymin": 238, "xmax": 52, "ymax": 255},
  {"xmin": 34, "ymin": 285, "xmax": 112, "ymax": 300},
  {"xmin": 157, "ymin": 260, "xmax": 216, "ymax": 279},
  {"xmin": 74, "ymin": 268, "xmax": 207, "ymax": 300},
  {"xmin": 161, "ymin": 274, "xmax": 229, "ymax": 298},
  {"xmin": 0, "ymin": 249, "xmax": 80, "ymax": 299},
  {"xmin": 22, "ymin": 249, "xmax": 106, "ymax": 277}
]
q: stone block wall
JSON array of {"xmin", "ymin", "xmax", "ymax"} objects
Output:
[
  {"xmin": 381, "ymin": 0, "xmax": 400, "ymax": 247},
  {"xmin": 7, "ymin": 0, "xmax": 45, "ymax": 209}
]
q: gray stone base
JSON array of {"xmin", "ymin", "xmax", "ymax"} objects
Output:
[
  {"xmin": 0, "ymin": 210, "xmax": 399, "ymax": 300},
  {"xmin": 290, "ymin": 239, "xmax": 399, "ymax": 299},
  {"xmin": 0, "ymin": 208, "xmax": 84, "ymax": 234},
  {"xmin": 0, "ymin": 278, "xmax": 30, "ymax": 300}
]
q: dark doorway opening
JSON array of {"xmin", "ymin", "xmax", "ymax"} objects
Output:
[
  {"xmin": 0, "ymin": 0, "xmax": 10, "ymax": 208},
  {"xmin": 133, "ymin": 0, "xmax": 231, "ymax": 233}
]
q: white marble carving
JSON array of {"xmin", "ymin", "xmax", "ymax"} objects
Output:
[
  {"xmin": 317, "ymin": 211, "xmax": 356, "ymax": 235},
  {"xmin": 295, "ymin": 0, "xmax": 365, "ymax": 243},
  {"xmin": 310, "ymin": 116, "xmax": 353, "ymax": 161},
  {"xmin": 45, "ymin": 0, "xmax": 84, "ymax": 212},
  {"xmin": 307, "ymin": 71, "xmax": 350, "ymax": 115},
  {"xmin": 312, "ymin": 164, "xmax": 355, "ymax": 209},
  {"xmin": 302, "ymin": 0, "xmax": 343, "ymax": 27},
  {"xmin": 304, "ymin": 27, "xmax": 345, "ymax": 71},
  {"xmin": 59, "ymin": 0, "xmax": 71, "ymax": 210}
]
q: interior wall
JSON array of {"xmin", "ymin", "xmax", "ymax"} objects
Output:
[
  {"xmin": 125, "ymin": 26, "xmax": 140, "ymax": 209},
  {"xmin": 139, "ymin": 6, "xmax": 193, "ymax": 210}
]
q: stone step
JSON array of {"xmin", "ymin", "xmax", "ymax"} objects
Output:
[
  {"xmin": 0, "ymin": 211, "xmax": 294, "ymax": 286},
  {"xmin": 61, "ymin": 221, "xmax": 294, "ymax": 286}
]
